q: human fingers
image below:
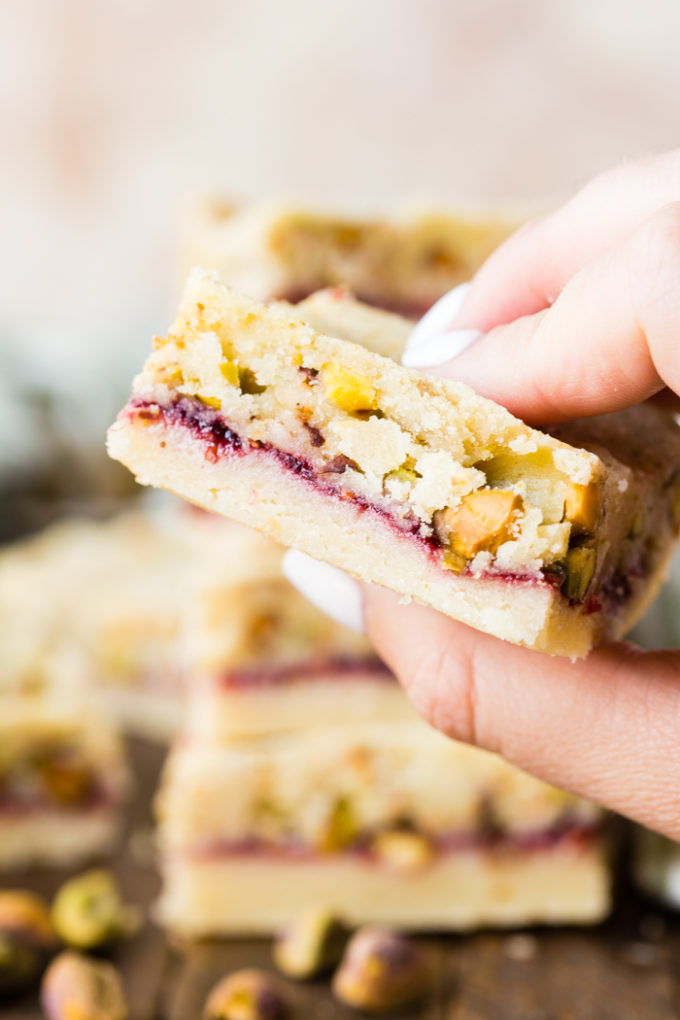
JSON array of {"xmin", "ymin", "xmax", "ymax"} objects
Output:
[
  {"xmin": 363, "ymin": 584, "xmax": 680, "ymax": 840},
  {"xmin": 456, "ymin": 149, "xmax": 680, "ymax": 333},
  {"xmin": 413, "ymin": 202, "xmax": 680, "ymax": 423}
]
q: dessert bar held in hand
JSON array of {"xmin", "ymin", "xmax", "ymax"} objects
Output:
[{"xmin": 108, "ymin": 271, "xmax": 680, "ymax": 658}]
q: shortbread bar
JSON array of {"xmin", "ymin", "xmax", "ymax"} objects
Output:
[
  {"xmin": 186, "ymin": 558, "xmax": 411, "ymax": 740},
  {"xmin": 108, "ymin": 271, "xmax": 680, "ymax": 658},
  {"xmin": 0, "ymin": 698, "xmax": 129, "ymax": 869},
  {"xmin": 182, "ymin": 200, "xmax": 520, "ymax": 315},
  {"xmin": 0, "ymin": 505, "xmax": 280, "ymax": 741},
  {"xmin": 156, "ymin": 721, "xmax": 609, "ymax": 934}
]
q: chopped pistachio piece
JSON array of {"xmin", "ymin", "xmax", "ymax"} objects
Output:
[
  {"xmin": 383, "ymin": 465, "xmax": 420, "ymax": 494},
  {"xmin": 220, "ymin": 360, "xmax": 240, "ymax": 386},
  {"xmin": 564, "ymin": 545, "xmax": 596, "ymax": 602},
  {"xmin": 318, "ymin": 798, "xmax": 358, "ymax": 852},
  {"xmin": 320, "ymin": 362, "xmax": 378, "ymax": 414},
  {"xmin": 564, "ymin": 481, "xmax": 600, "ymax": 533},
  {"xmin": 0, "ymin": 890, "xmax": 55, "ymax": 993},
  {"xmin": 238, "ymin": 367, "xmax": 267, "ymax": 394},
  {"xmin": 371, "ymin": 829, "xmax": 434, "ymax": 874},
  {"xmin": 273, "ymin": 905, "xmax": 348, "ymax": 979},
  {"xmin": 434, "ymin": 489, "xmax": 523, "ymax": 561}
]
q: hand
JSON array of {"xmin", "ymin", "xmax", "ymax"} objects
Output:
[{"xmin": 363, "ymin": 149, "xmax": 680, "ymax": 839}]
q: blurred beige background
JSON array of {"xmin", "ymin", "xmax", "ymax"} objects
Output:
[{"xmin": 2, "ymin": 0, "xmax": 680, "ymax": 374}]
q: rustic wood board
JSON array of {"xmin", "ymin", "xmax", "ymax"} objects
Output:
[{"xmin": 3, "ymin": 737, "xmax": 680, "ymax": 1020}]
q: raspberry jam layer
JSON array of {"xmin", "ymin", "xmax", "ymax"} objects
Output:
[
  {"xmin": 183, "ymin": 820, "xmax": 601, "ymax": 863},
  {"xmin": 130, "ymin": 395, "xmax": 433, "ymax": 547},
  {"xmin": 219, "ymin": 655, "xmax": 393, "ymax": 690},
  {"xmin": 0, "ymin": 783, "xmax": 113, "ymax": 816},
  {"xmin": 127, "ymin": 394, "xmax": 638, "ymax": 613}
]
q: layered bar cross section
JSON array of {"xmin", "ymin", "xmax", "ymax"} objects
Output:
[{"xmin": 108, "ymin": 271, "xmax": 680, "ymax": 657}]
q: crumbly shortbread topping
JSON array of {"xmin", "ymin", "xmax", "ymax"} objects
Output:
[
  {"xmin": 131, "ymin": 270, "xmax": 606, "ymax": 585},
  {"xmin": 157, "ymin": 722, "xmax": 601, "ymax": 854}
]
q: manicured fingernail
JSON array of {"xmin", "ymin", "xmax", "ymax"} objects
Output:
[
  {"xmin": 409, "ymin": 283, "xmax": 471, "ymax": 343},
  {"xmin": 282, "ymin": 549, "xmax": 364, "ymax": 633},
  {"xmin": 402, "ymin": 284, "xmax": 481, "ymax": 368},
  {"xmin": 401, "ymin": 328, "xmax": 481, "ymax": 368}
]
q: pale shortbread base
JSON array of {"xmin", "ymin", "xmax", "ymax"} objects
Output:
[
  {"xmin": 188, "ymin": 673, "xmax": 415, "ymax": 740},
  {"xmin": 0, "ymin": 810, "xmax": 121, "ymax": 870},
  {"xmin": 110, "ymin": 415, "xmax": 651, "ymax": 658},
  {"xmin": 158, "ymin": 843, "xmax": 610, "ymax": 935}
]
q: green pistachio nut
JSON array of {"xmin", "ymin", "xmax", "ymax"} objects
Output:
[
  {"xmin": 564, "ymin": 545, "xmax": 596, "ymax": 602},
  {"xmin": 41, "ymin": 951, "xmax": 128, "ymax": 1020},
  {"xmin": 51, "ymin": 870, "xmax": 140, "ymax": 950},
  {"xmin": 0, "ymin": 890, "xmax": 56, "ymax": 994},
  {"xmin": 371, "ymin": 829, "xmax": 434, "ymax": 874},
  {"xmin": 203, "ymin": 969, "xmax": 287, "ymax": 1020},
  {"xmin": 319, "ymin": 798, "xmax": 358, "ymax": 853},
  {"xmin": 332, "ymin": 926, "xmax": 432, "ymax": 1013}
]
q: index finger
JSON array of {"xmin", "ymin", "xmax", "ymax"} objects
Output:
[{"xmin": 456, "ymin": 150, "xmax": 680, "ymax": 332}]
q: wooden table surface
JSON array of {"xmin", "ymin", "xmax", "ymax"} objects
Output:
[{"xmin": 4, "ymin": 737, "xmax": 680, "ymax": 1020}]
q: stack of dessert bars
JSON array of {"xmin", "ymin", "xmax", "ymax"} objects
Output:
[
  {"xmin": 152, "ymin": 199, "xmax": 612, "ymax": 934},
  {"xmin": 155, "ymin": 528, "xmax": 610, "ymax": 934},
  {"xmin": 0, "ymin": 520, "xmax": 131, "ymax": 868},
  {"xmin": 0, "ymin": 502, "xmax": 254, "ymax": 868},
  {"xmin": 0, "ymin": 200, "xmax": 613, "ymax": 933}
]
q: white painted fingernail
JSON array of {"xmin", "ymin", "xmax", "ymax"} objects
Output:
[
  {"xmin": 282, "ymin": 549, "xmax": 364, "ymax": 633},
  {"xmin": 401, "ymin": 328, "xmax": 481, "ymax": 368},
  {"xmin": 408, "ymin": 283, "xmax": 472, "ymax": 346},
  {"xmin": 402, "ymin": 283, "xmax": 481, "ymax": 368}
]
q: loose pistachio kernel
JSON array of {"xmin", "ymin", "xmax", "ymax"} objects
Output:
[
  {"xmin": 564, "ymin": 545, "xmax": 596, "ymax": 602},
  {"xmin": 320, "ymin": 362, "xmax": 378, "ymax": 414},
  {"xmin": 238, "ymin": 367, "xmax": 267, "ymax": 395},
  {"xmin": 203, "ymin": 969, "xmax": 286, "ymax": 1020},
  {"xmin": 332, "ymin": 926, "xmax": 432, "ymax": 1013},
  {"xmin": 51, "ymin": 870, "xmax": 140, "ymax": 950},
  {"xmin": 41, "ymin": 951, "xmax": 128, "ymax": 1020}
]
